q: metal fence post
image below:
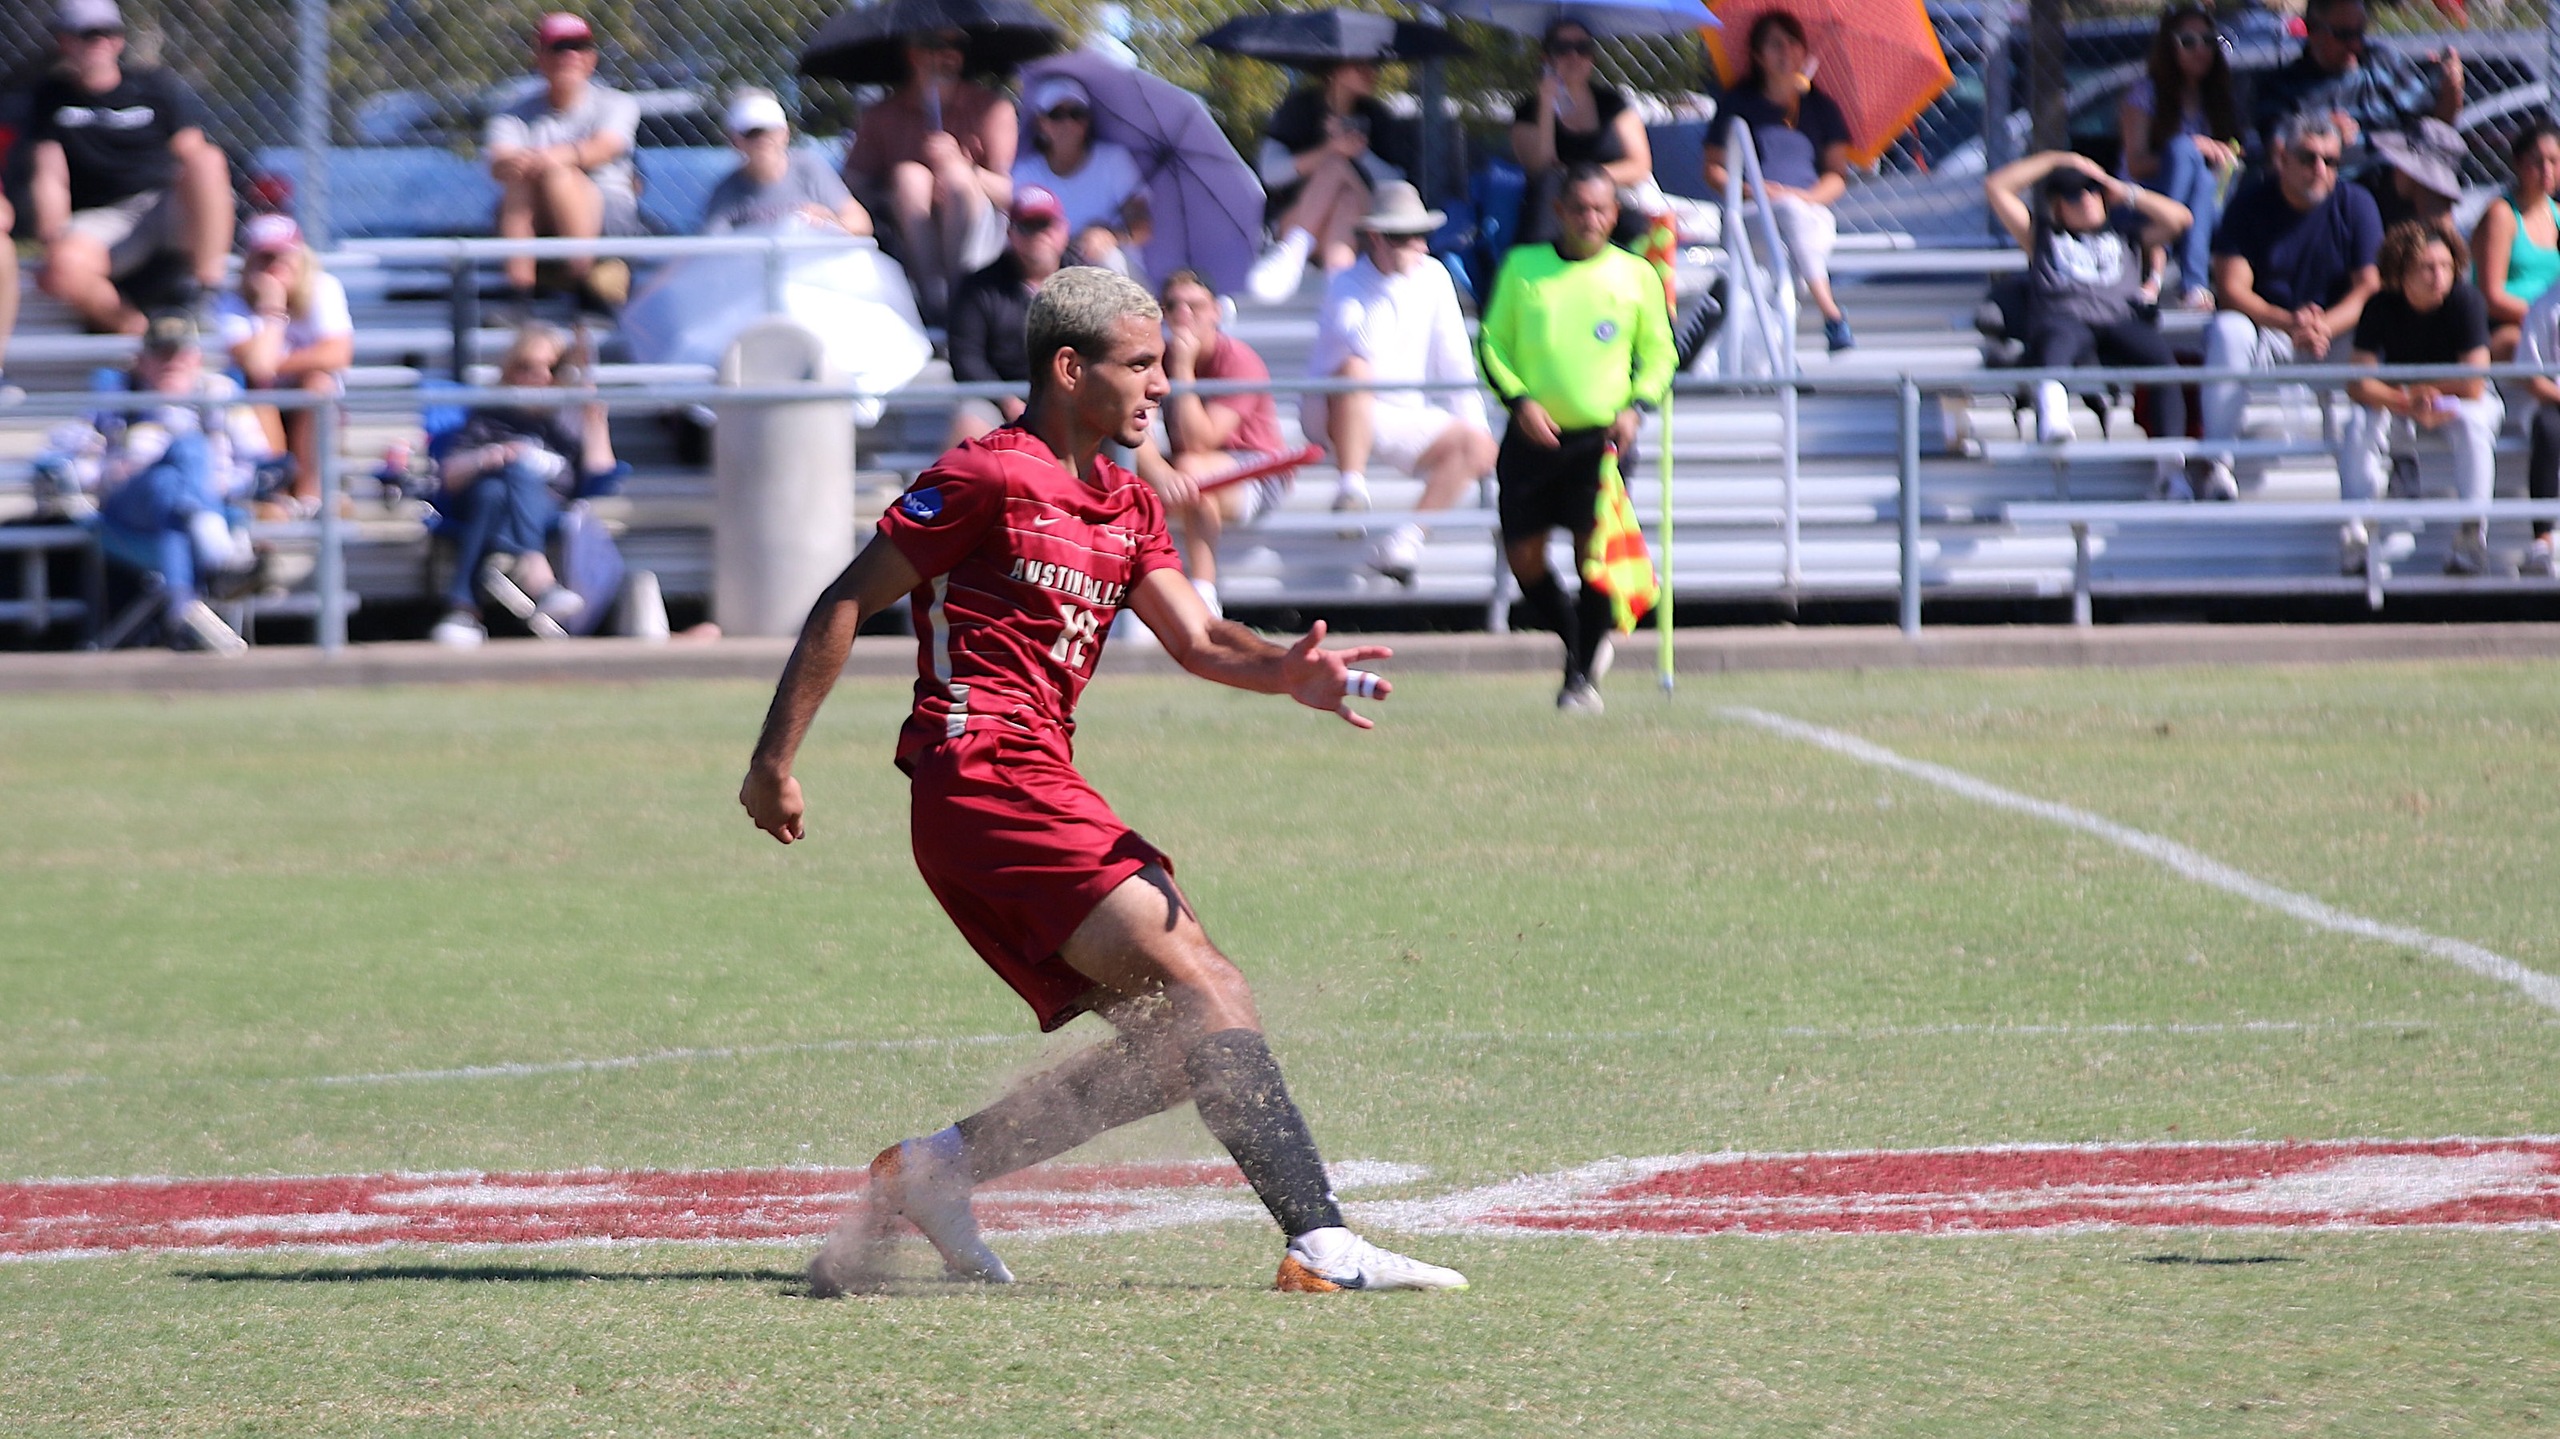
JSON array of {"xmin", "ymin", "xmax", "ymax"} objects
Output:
[
  {"xmin": 1780, "ymin": 376, "xmax": 1800, "ymax": 594},
  {"xmin": 1899, "ymin": 375, "xmax": 1921, "ymax": 636},
  {"xmin": 315, "ymin": 398, "xmax": 346, "ymax": 653},
  {"xmin": 293, "ymin": 0, "xmax": 331, "ymax": 247}
]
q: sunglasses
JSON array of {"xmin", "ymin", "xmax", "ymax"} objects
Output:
[
  {"xmin": 67, "ymin": 27, "xmax": 121, "ymax": 41},
  {"xmin": 2310, "ymin": 20, "xmax": 2367, "ymax": 45},
  {"xmin": 1545, "ymin": 39, "xmax": 1597, "ymax": 57},
  {"xmin": 2170, "ymin": 29, "xmax": 2223, "ymax": 52},
  {"xmin": 544, "ymin": 38, "xmax": 595, "ymax": 53},
  {"xmin": 1043, "ymin": 106, "xmax": 1090, "ymax": 122},
  {"xmin": 2288, "ymin": 149, "xmax": 2341, "ymax": 170},
  {"xmin": 914, "ymin": 33, "xmax": 966, "ymax": 52},
  {"xmin": 1011, "ymin": 215, "xmax": 1060, "ymax": 233}
]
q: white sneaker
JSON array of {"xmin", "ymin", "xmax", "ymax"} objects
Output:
[
  {"xmin": 1275, "ymin": 1227, "xmax": 1467, "ymax": 1292},
  {"xmin": 1246, "ymin": 229, "xmax": 1315, "ymax": 305},
  {"xmin": 1331, "ymin": 473, "xmax": 1371, "ymax": 512},
  {"xmin": 1556, "ymin": 679, "xmax": 1605, "ymax": 715},
  {"xmin": 2198, "ymin": 461, "xmax": 2239, "ymax": 503},
  {"xmin": 2033, "ymin": 381, "xmax": 2076, "ymax": 444},
  {"xmin": 808, "ymin": 1138, "xmax": 1012, "ymax": 1297},
  {"xmin": 2339, "ymin": 520, "xmax": 2369, "ymax": 578},
  {"xmin": 1369, "ymin": 524, "xmax": 1423, "ymax": 584},
  {"xmin": 430, "ymin": 609, "xmax": 487, "ymax": 648},
  {"xmin": 2525, "ymin": 537, "xmax": 2556, "ymax": 578},
  {"xmin": 534, "ymin": 584, "xmax": 585, "ymax": 627}
]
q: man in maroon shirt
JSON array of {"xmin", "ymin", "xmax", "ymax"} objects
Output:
[
  {"xmin": 1157, "ymin": 268, "xmax": 1288, "ymax": 615},
  {"xmin": 739, "ymin": 267, "xmax": 1466, "ymax": 1296}
]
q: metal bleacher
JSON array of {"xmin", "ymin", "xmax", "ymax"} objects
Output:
[{"xmin": 6, "ymin": 231, "xmax": 2550, "ymax": 648}]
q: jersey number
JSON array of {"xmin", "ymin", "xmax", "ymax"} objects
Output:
[{"xmin": 1050, "ymin": 604, "xmax": 1102, "ymax": 669}]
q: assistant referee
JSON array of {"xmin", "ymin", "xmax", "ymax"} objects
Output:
[{"xmin": 1479, "ymin": 161, "xmax": 1674, "ymax": 714}]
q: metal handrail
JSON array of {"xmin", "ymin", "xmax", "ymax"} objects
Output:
[{"xmin": 21, "ymin": 354, "xmax": 2557, "ymax": 658}]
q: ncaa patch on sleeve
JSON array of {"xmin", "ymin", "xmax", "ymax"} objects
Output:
[{"xmin": 900, "ymin": 486, "xmax": 945, "ymax": 521}]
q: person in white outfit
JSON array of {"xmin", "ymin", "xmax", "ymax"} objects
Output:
[
  {"xmin": 1300, "ymin": 182, "xmax": 1497, "ymax": 582},
  {"xmin": 2511, "ymin": 285, "xmax": 2560, "ymax": 575},
  {"xmin": 1012, "ymin": 75, "xmax": 1150, "ymax": 282},
  {"xmin": 2338, "ymin": 221, "xmax": 2499, "ymax": 577}
]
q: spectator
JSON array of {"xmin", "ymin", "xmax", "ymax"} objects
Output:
[
  {"xmin": 1246, "ymin": 60, "xmax": 1417, "ymax": 304},
  {"xmin": 27, "ymin": 0, "xmax": 232, "ymax": 336},
  {"xmin": 2470, "ymin": 121, "xmax": 2560, "ymax": 361},
  {"xmin": 2118, "ymin": 3, "xmax": 2241, "ymax": 309},
  {"xmin": 2511, "ymin": 283, "xmax": 2560, "ymax": 574},
  {"xmin": 2249, "ymin": 0, "xmax": 2459, "ymax": 184},
  {"xmin": 429, "ymin": 323, "xmax": 615, "ymax": 648},
  {"xmin": 0, "ymin": 190, "xmax": 17, "ymax": 391},
  {"xmin": 1703, "ymin": 10, "xmax": 1854, "ymax": 351},
  {"xmin": 1478, "ymin": 165, "xmax": 1673, "ymax": 714},
  {"xmin": 2199, "ymin": 113, "xmax": 2382, "ymax": 497},
  {"xmin": 484, "ymin": 12, "xmax": 641, "ymax": 308},
  {"xmin": 843, "ymin": 27, "xmax": 1016, "ymax": 326},
  {"xmin": 943, "ymin": 186, "xmax": 1076, "ymax": 448},
  {"xmin": 1986, "ymin": 152, "xmax": 2190, "ymax": 453},
  {"xmin": 1300, "ymin": 181, "xmax": 1497, "ymax": 582},
  {"xmin": 1155, "ymin": 269, "xmax": 1287, "ymax": 613},
  {"xmin": 1012, "ymin": 75, "xmax": 1149, "ymax": 281},
  {"xmin": 1508, "ymin": 17, "xmax": 1654, "ymax": 248},
  {"xmin": 2369, "ymin": 118, "xmax": 2465, "ymax": 258},
  {"xmin": 58, "ymin": 312, "xmax": 271, "ymax": 652},
  {"xmin": 212, "ymin": 215, "xmax": 351, "ymax": 512},
  {"xmin": 2340, "ymin": 221, "xmax": 2497, "ymax": 577},
  {"xmin": 700, "ymin": 89, "xmax": 871, "ymax": 236}
]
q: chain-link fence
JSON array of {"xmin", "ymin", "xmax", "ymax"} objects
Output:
[{"xmin": 5, "ymin": 1, "xmax": 2556, "ymax": 249}]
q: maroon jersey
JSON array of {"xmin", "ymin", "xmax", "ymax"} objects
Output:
[{"xmin": 876, "ymin": 426, "xmax": 1182, "ymax": 770}]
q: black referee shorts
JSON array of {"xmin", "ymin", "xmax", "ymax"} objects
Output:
[{"xmin": 1497, "ymin": 424, "xmax": 1631, "ymax": 545}]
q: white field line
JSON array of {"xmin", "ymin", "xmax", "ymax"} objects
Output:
[
  {"xmin": 1721, "ymin": 705, "xmax": 2560, "ymax": 1016},
  {"xmin": 5, "ymin": 1017, "xmax": 2545, "ymax": 1093}
]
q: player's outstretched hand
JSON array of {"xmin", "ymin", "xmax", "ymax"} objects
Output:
[
  {"xmin": 1282, "ymin": 619, "xmax": 1393, "ymax": 729},
  {"xmin": 740, "ymin": 767, "xmax": 807, "ymax": 844}
]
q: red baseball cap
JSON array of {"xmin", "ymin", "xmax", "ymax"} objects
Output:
[
  {"xmin": 1010, "ymin": 186, "xmax": 1065, "ymax": 227},
  {"xmin": 536, "ymin": 12, "xmax": 593, "ymax": 46}
]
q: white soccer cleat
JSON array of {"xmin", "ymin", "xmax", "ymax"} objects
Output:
[
  {"xmin": 1556, "ymin": 679, "xmax": 1605, "ymax": 716},
  {"xmin": 1275, "ymin": 1227, "xmax": 1467, "ymax": 1293},
  {"xmin": 807, "ymin": 1139, "xmax": 1012, "ymax": 1296},
  {"xmin": 1246, "ymin": 229, "xmax": 1315, "ymax": 305}
]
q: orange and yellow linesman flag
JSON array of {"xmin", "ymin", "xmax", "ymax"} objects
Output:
[{"xmin": 1583, "ymin": 443, "xmax": 1657, "ymax": 633}]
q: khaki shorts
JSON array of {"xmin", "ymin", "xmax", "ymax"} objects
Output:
[
  {"xmin": 1299, "ymin": 395, "xmax": 1466, "ymax": 476},
  {"xmin": 65, "ymin": 189, "xmax": 184, "ymax": 278}
]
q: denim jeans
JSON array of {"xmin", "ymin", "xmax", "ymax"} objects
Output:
[
  {"xmin": 97, "ymin": 430, "xmax": 225, "ymax": 608},
  {"xmin": 2152, "ymin": 134, "xmax": 2220, "ymax": 294},
  {"xmin": 443, "ymin": 458, "xmax": 560, "ymax": 609}
]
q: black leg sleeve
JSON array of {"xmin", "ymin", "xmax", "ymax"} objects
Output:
[
  {"xmin": 1571, "ymin": 581, "xmax": 1616, "ymax": 680},
  {"xmin": 1184, "ymin": 1029, "xmax": 1343, "ymax": 1238},
  {"xmin": 954, "ymin": 1034, "xmax": 1185, "ymax": 1185}
]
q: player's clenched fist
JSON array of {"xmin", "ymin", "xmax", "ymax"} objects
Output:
[{"xmin": 740, "ymin": 767, "xmax": 806, "ymax": 844}]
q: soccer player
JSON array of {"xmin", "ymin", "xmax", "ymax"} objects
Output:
[
  {"xmin": 738, "ymin": 267, "xmax": 1466, "ymax": 1296},
  {"xmin": 1478, "ymin": 162, "xmax": 1674, "ymax": 714}
]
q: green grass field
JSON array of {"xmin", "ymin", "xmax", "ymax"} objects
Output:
[{"xmin": 5, "ymin": 660, "xmax": 2559, "ymax": 1435}]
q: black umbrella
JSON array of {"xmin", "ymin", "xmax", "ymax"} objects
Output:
[
  {"xmin": 1195, "ymin": 8, "xmax": 1472, "ymax": 68},
  {"xmin": 798, "ymin": 0, "xmax": 1063, "ymax": 85}
]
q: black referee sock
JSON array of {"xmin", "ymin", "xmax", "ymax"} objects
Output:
[
  {"xmin": 1517, "ymin": 571, "xmax": 1574, "ymax": 638},
  {"xmin": 1185, "ymin": 1028, "xmax": 1343, "ymax": 1238},
  {"xmin": 1570, "ymin": 583, "xmax": 1615, "ymax": 682}
]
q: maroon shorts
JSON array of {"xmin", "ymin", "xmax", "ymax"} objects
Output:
[{"xmin": 907, "ymin": 726, "xmax": 1169, "ymax": 1031}]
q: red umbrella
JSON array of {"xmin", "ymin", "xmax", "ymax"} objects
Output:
[{"xmin": 1707, "ymin": 0, "xmax": 1951, "ymax": 170}]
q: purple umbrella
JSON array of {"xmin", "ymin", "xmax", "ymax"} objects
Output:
[{"xmin": 1017, "ymin": 49, "xmax": 1266, "ymax": 295}]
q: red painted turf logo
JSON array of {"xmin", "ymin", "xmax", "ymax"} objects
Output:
[{"xmin": 8, "ymin": 1140, "xmax": 2560, "ymax": 1260}]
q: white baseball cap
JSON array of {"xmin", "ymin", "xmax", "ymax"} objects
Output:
[
  {"xmin": 724, "ymin": 91, "xmax": 788, "ymax": 135},
  {"xmin": 1029, "ymin": 75, "xmax": 1091, "ymax": 116}
]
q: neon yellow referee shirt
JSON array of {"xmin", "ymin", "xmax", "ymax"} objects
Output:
[{"xmin": 1477, "ymin": 241, "xmax": 1675, "ymax": 432}]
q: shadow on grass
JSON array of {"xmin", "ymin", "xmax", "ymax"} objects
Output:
[
  {"xmin": 2136, "ymin": 1254, "xmax": 2300, "ymax": 1266},
  {"xmin": 176, "ymin": 1264, "xmax": 803, "ymax": 1286},
  {"xmin": 172, "ymin": 1264, "xmax": 1240, "ymax": 1297}
]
